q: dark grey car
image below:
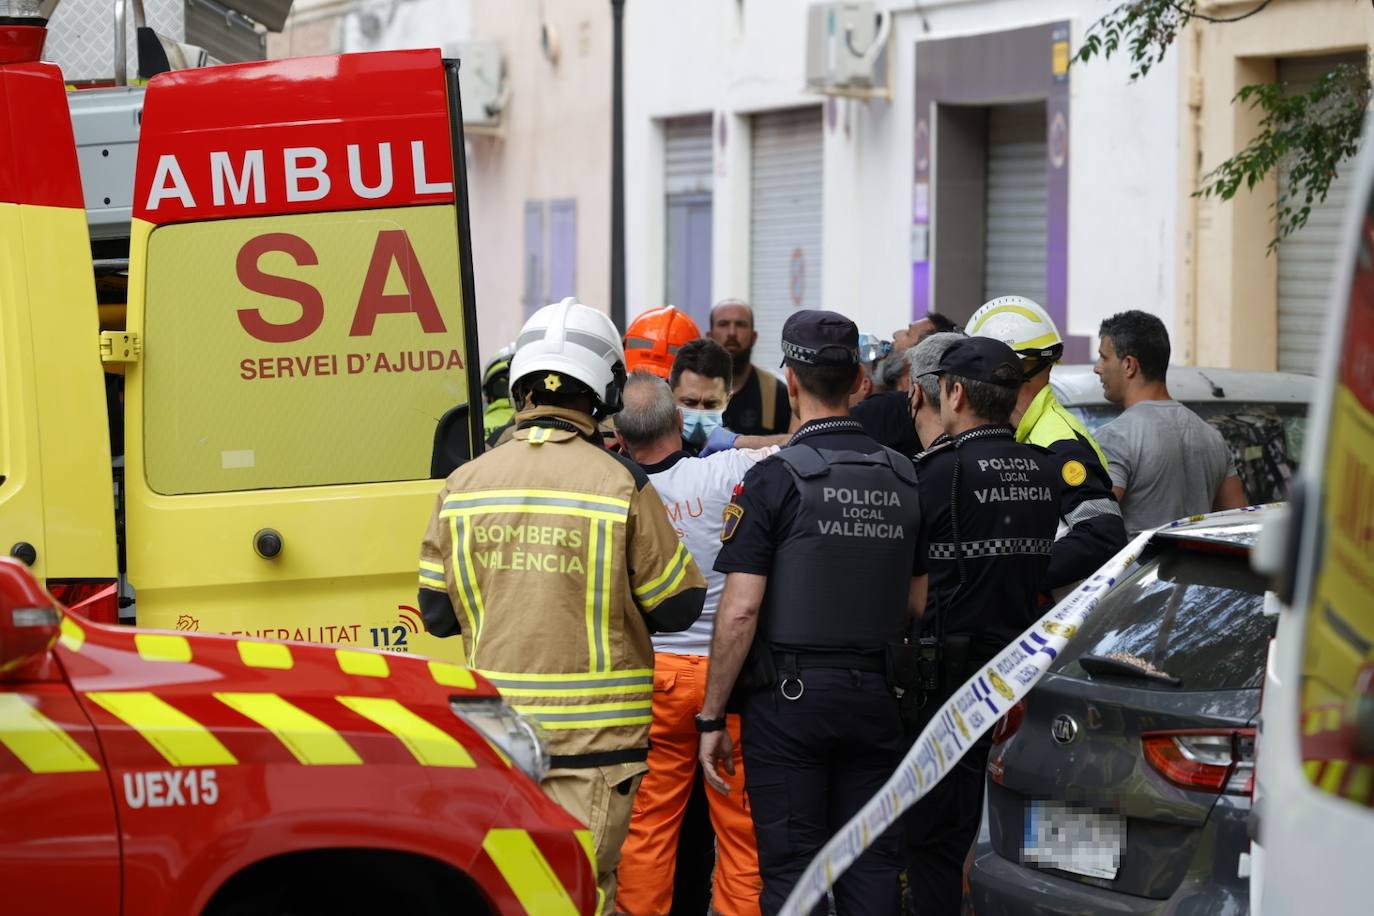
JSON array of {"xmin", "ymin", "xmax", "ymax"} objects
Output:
[{"xmin": 965, "ymin": 511, "xmax": 1273, "ymax": 915}]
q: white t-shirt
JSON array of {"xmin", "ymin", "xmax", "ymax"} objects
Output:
[{"xmin": 644, "ymin": 447, "xmax": 778, "ymax": 656}]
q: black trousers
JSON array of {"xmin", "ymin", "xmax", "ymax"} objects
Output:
[
  {"xmin": 902, "ymin": 736, "xmax": 990, "ymax": 916},
  {"xmin": 742, "ymin": 668, "xmax": 905, "ymax": 916}
]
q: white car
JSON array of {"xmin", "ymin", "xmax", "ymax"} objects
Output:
[{"xmin": 1052, "ymin": 364, "xmax": 1313, "ymax": 505}]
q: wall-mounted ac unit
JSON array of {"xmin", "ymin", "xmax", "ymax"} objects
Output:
[
  {"xmin": 805, "ymin": 1, "xmax": 888, "ymax": 94},
  {"xmin": 455, "ymin": 41, "xmax": 505, "ymax": 129}
]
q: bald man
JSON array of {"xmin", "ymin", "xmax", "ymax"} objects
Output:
[{"xmin": 709, "ymin": 299, "xmax": 792, "ymax": 436}]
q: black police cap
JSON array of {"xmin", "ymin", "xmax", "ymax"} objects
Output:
[
  {"xmin": 779, "ymin": 310, "xmax": 861, "ymax": 367},
  {"xmin": 922, "ymin": 336, "xmax": 1024, "ymax": 388}
]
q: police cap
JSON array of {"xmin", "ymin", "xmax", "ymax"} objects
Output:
[
  {"xmin": 922, "ymin": 336, "xmax": 1023, "ymax": 388},
  {"xmin": 780, "ymin": 310, "xmax": 861, "ymax": 367}
]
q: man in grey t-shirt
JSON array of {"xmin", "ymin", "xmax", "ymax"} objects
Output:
[{"xmin": 1094, "ymin": 311, "xmax": 1246, "ymax": 532}]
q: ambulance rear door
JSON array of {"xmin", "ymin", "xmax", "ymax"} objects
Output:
[{"xmin": 119, "ymin": 50, "xmax": 482, "ymax": 661}]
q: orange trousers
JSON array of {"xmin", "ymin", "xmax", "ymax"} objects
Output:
[{"xmin": 615, "ymin": 653, "xmax": 761, "ymax": 916}]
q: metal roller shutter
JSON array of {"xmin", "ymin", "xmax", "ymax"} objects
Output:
[
  {"xmin": 665, "ymin": 116, "xmax": 714, "ymax": 329},
  {"xmin": 1276, "ymin": 54, "xmax": 1364, "ymax": 375},
  {"xmin": 750, "ymin": 107, "xmax": 823, "ymax": 370},
  {"xmin": 983, "ymin": 102, "xmax": 1048, "ymax": 306}
]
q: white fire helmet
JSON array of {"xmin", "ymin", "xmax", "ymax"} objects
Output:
[
  {"xmin": 510, "ymin": 297, "xmax": 627, "ymax": 417},
  {"xmin": 966, "ymin": 296, "xmax": 1065, "ymax": 362}
]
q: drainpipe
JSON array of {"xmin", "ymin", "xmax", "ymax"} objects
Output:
[
  {"xmin": 1183, "ymin": 23, "xmax": 1203, "ymax": 366},
  {"xmin": 610, "ymin": 0, "xmax": 626, "ymax": 330}
]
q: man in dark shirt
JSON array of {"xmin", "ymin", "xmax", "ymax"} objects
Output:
[
  {"xmin": 710, "ymin": 299, "xmax": 793, "ymax": 436},
  {"xmin": 903, "ymin": 336, "xmax": 1063, "ymax": 916},
  {"xmin": 851, "ymin": 312, "xmax": 961, "ymax": 456}
]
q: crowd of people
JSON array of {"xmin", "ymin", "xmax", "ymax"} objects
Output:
[{"xmin": 421, "ymin": 294, "xmax": 1245, "ymax": 916}]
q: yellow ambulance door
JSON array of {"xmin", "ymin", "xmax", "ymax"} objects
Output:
[
  {"xmin": 0, "ymin": 60, "xmax": 118, "ymax": 595},
  {"xmin": 120, "ymin": 52, "xmax": 481, "ymax": 661}
]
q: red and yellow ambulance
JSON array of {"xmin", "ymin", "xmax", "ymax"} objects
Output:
[{"xmin": 1, "ymin": 14, "xmax": 483, "ymax": 662}]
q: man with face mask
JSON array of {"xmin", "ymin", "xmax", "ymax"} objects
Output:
[{"xmin": 615, "ymin": 369, "xmax": 778, "ymax": 916}]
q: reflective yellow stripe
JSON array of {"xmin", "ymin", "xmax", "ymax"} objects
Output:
[
  {"xmin": 446, "ymin": 488, "xmax": 630, "ymax": 510},
  {"xmin": 85, "ymin": 691, "xmax": 237, "ymax": 766},
  {"xmin": 1304, "ymin": 760, "xmax": 1324, "ymax": 782},
  {"xmin": 450, "ymin": 516, "xmax": 487, "ymax": 655},
  {"xmin": 482, "ymin": 828, "xmax": 580, "ymax": 916},
  {"xmin": 1347, "ymin": 764, "xmax": 1373, "ymax": 801},
  {"xmin": 135, "ymin": 633, "xmax": 192, "ymax": 663},
  {"xmin": 478, "ymin": 668, "xmax": 653, "ymax": 683},
  {"xmin": 419, "ymin": 560, "xmax": 446, "ymax": 574},
  {"xmin": 0, "ymin": 695, "xmax": 101, "ymax": 773},
  {"xmin": 336, "ymin": 649, "xmax": 389, "ymax": 678},
  {"xmin": 597, "ymin": 521, "xmax": 613, "ymax": 668},
  {"xmin": 444, "ymin": 504, "xmax": 628, "ymax": 523},
  {"xmin": 634, "ymin": 541, "xmax": 691, "ymax": 610},
  {"xmin": 238, "ymin": 641, "xmax": 294, "ymax": 670},
  {"xmin": 418, "ymin": 559, "xmax": 447, "ymax": 588},
  {"xmin": 492, "ymin": 683, "xmax": 653, "ymax": 699},
  {"xmin": 513, "ymin": 700, "xmax": 654, "ymax": 731},
  {"xmin": 1321, "ymin": 759, "xmax": 1350, "ymax": 794},
  {"xmin": 58, "ymin": 616, "xmax": 85, "ymax": 653},
  {"xmin": 528, "ymin": 427, "xmax": 551, "ymax": 444},
  {"xmin": 1327, "ymin": 707, "xmax": 1343, "ymax": 732},
  {"xmin": 535, "ymin": 714, "xmax": 654, "ymax": 731},
  {"xmin": 1303, "ymin": 712, "xmax": 1323, "ymax": 736},
  {"xmin": 637, "ymin": 543, "xmax": 692, "ymax": 609},
  {"xmin": 584, "ymin": 519, "xmax": 602, "ymax": 672},
  {"xmin": 428, "ymin": 661, "xmax": 476, "ymax": 689},
  {"xmin": 337, "ymin": 696, "xmax": 474, "ymax": 768},
  {"xmin": 215, "ymin": 692, "xmax": 361, "ymax": 765}
]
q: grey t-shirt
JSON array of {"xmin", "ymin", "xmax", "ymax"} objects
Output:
[{"xmin": 1095, "ymin": 400, "xmax": 1237, "ymax": 533}]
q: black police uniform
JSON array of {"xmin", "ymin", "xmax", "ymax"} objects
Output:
[
  {"xmin": 713, "ymin": 311, "xmax": 928, "ymax": 916},
  {"xmin": 900, "ymin": 340, "xmax": 1063, "ymax": 916}
]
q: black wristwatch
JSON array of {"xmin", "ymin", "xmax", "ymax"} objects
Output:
[{"xmin": 694, "ymin": 713, "xmax": 727, "ymax": 733}]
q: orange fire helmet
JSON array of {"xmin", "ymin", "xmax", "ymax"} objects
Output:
[{"xmin": 623, "ymin": 306, "xmax": 701, "ymax": 379}]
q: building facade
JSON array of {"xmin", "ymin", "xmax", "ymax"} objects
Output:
[{"xmin": 270, "ymin": 0, "xmax": 1371, "ymax": 373}]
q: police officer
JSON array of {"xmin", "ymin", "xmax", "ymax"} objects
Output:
[
  {"xmin": 966, "ymin": 297, "xmax": 1126, "ymax": 594},
  {"xmin": 902, "ymin": 336, "xmax": 1063, "ymax": 915},
  {"xmin": 419, "ymin": 297, "xmax": 707, "ymax": 907},
  {"xmin": 697, "ymin": 310, "xmax": 929, "ymax": 916}
]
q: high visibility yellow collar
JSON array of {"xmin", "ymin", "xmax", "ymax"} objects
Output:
[{"xmin": 1014, "ymin": 385, "xmax": 1056, "ymax": 444}]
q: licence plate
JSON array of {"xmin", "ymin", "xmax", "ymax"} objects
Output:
[{"xmin": 1022, "ymin": 801, "xmax": 1124, "ymax": 880}]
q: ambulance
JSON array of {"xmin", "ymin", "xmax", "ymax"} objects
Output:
[
  {"xmin": 0, "ymin": 1, "xmax": 484, "ymax": 662},
  {"xmin": 0, "ymin": 555, "xmax": 597, "ymax": 914},
  {"xmin": 1251, "ymin": 114, "xmax": 1374, "ymax": 910}
]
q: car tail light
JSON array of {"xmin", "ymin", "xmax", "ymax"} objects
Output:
[
  {"xmin": 990, "ymin": 700, "xmax": 1025, "ymax": 746},
  {"xmin": 47, "ymin": 579, "xmax": 119, "ymax": 624},
  {"xmin": 1142, "ymin": 729, "xmax": 1256, "ymax": 796}
]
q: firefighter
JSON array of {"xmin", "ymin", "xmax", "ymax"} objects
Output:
[
  {"xmin": 697, "ymin": 310, "xmax": 929, "ymax": 916},
  {"xmin": 418, "ymin": 297, "xmax": 708, "ymax": 908},
  {"xmin": 624, "ymin": 305, "xmax": 702, "ymax": 379},
  {"xmin": 903, "ymin": 335, "xmax": 1063, "ymax": 915},
  {"xmin": 966, "ymin": 296, "xmax": 1126, "ymax": 593},
  {"xmin": 480, "ymin": 344, "xmax": 516, "ymax": 445}
]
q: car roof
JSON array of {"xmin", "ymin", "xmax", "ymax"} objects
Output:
[
  {"xmin": 1051, "ymin": 365, "xmax": 1314, "ymax": 407},
  {"xmin": 1150, "ymin": 506, "xmax": 1277, "ymax": 552}
]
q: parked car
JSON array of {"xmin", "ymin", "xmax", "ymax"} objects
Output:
[
  {"xmin": 1052, "ymin": 365, "xmax": 1312, "ymax": 505},
  {"xmin": 0, "ymin": 558, "xmax": 596, "ymax": 916},
  {"xmin": 964, "ymin": 508, "xmax": 1274, "ymax": 915}
]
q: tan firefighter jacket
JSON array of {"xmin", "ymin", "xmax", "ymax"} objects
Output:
[{"xmin": 419, "ymin": 405, "xmax": 706, "ymax": 765}]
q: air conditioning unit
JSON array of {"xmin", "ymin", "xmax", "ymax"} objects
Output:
[
  {"xmin": 805, "ymin": 1, "xmax": 886, "ymax": 92},
  {"xmin": 455, "ymin": 41, "xmax": 506, "ymax": 129}
]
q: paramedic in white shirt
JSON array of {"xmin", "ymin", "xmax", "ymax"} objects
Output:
[{"xmin": 613, "ymin": 365, "xmax": 775, "ymax": 916}]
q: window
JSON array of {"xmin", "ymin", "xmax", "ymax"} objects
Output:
[
  {"xmin": 523, "ymin": 198, "xmax": 578, "ymax": 317},
  {"xmin": 141, "ymin": 205, "xmax": 471, "ymax": 494},
  {"xmin": 1053, "ymin": 546, "xmax": 1272, "ymax": 691}
]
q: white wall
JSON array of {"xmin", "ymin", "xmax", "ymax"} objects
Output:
[{"xmin": 625, "ymin": 0, "xmax": 1180, "ymax": 359}]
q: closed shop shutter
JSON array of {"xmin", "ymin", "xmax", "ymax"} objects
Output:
[
  {"xmin": 665, "ymin": 115, "xmax": 715, "ymax": 329},
  {"xmin": 750, "ymin": 106, "xmax": 823, "ymax": 370},
  {"xmin": 983, "ymin": 102, "xmax": 1048, "ymax": 306},
  {"xmin": 1276, "ymin": 54, "xmax": 1364, "ymax": 375}
]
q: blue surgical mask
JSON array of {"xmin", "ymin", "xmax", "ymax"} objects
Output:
[{"xmin": 679, "ymin": 407, "xmax": 725, "ymax": 447}]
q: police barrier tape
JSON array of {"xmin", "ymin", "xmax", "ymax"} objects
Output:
[{"xmin": 778, "ymin": 506, "xmax": 1268, "ymax": 916}]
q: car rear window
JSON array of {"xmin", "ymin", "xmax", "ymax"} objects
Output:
[{"xmin": 1053, "ymin": 545, "xmax": 1272, "ymax": 690}]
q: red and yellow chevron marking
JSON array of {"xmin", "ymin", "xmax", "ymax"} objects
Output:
[{"xmin": 0, "ymin": 695, "xmax": 101, "ymax": 774}]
